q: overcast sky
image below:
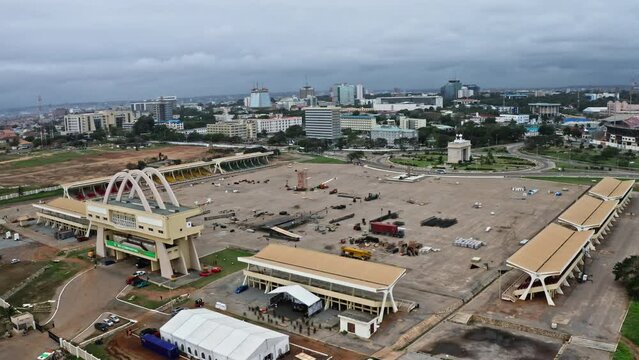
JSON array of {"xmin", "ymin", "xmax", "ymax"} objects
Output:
[{"xmin": 2, "ymin": 0, "xmax": 639, "ymax": 109}]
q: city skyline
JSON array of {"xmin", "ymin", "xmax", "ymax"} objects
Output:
[{"xmin": 2, "ymin": 0, "xmax": 639, "ymax": 109}]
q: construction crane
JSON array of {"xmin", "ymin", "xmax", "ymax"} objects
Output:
[{"xmin": 317, "ymin": 177, "xmax": 336, "ymax": 189}]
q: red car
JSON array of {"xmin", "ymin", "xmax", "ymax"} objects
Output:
[{"xmin": 199, "ymin": 267, "xmax": 222, "ymax": 277}]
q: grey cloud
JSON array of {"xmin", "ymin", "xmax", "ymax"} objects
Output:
[{"xmin": 1, "ymin": 0, "xmax": 639, "ymax": 109}]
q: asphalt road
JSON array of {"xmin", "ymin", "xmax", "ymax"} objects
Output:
[{"xmin": 334, "ymin": 143, "xmax": 639, "ymax": 178}]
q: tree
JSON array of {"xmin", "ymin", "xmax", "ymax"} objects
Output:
[
  {"xmin": 538, "ymin": 124, "xmax": 555, "ymax": 136},
  {"xmin": 613, "ymin": 256, "xmax": 639, "ymax": 298},
  {"xmin": 285, "ymin": 125, "xmax": 305, "ymax": 138},
  {"xmin": 373, "ymin": 138, "xmax": 387, "ymax": 148},
  {"xmin": 268, "ymin": 131, "xmax": 287, "ymax": 145},
  {"xmin": 601, "ymin": 146, "xmax": 620, "ymax": 159},
  {"xmin": 132, "ymin": 115, "xmax": 155, "ymax": 135},
  {"xmin": 347, "ymin": 151, "xmax": 365, "ymax": 163}
]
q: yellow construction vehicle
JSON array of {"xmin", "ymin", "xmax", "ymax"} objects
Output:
[{"xmin": 341, "ymin": 246, "xmax": 372, "ymax": 260}]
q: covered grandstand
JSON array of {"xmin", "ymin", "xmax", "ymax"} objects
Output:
[
  {"xmin": 505, "ymin": 223, "xmax": 594, "ymax": 306},
  {"xmin": 61, "ymin": 151, "xmax": 273, "ymax": 200},
  {"xmin": 588, "ymin": 177, "xmax": 634, "ymax": 203},
  {"xmin": 557, "ymin": 195, "xmax": 618, "ymax": 244},
  {"xmin": 238, "ymin": 244, "xmax": 406, "ymax": 323},
  {"xmin": 33, "ymin": 197, "xmax": 92, "ymax": 235}
]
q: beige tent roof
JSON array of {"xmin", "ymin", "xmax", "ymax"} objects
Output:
[
  {"xmin": 42, "ymin": 197, "xmax": 86, "ymax": 216},
  {"xmin": 240, "ymin": 244, "xmax": 406, "ymax": 291},
  {"xmin": 589, "ymin": 177, "xmax": 635, "ymax": 199},
  {"xmin": 507, "ymin": 223, "xmax": 593, "ymax": 276},
  {"xmin": 558, "ymin": 195, "xmax": 618, "ymax": 228}
]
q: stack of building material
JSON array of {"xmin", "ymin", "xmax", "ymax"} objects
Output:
[{"xmin": 453, "ymin": 237, "xmax": 484, "ymax": 249}]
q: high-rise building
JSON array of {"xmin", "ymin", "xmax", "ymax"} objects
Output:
[
  {"xmin": 356, "ymin": 84, "xmax": 365, "ymax": 101},
  {"xmin": 299, "ymin": 85, "xmax": 315, "ymax": 99},
  {"xmin": 465, "ymin": 84, "xmax": 480, "ymax": 95},
  {"xmin": 332, "ymin": 84, "xmax": 356, "ymax": 106},
  {"xmin": 131, "ymin": 96, "xmax": 176, "ymax": 121},
  {"xmin": 440, "ymin": 80, "xmax": 462, "ymax": 101},
  {"xmin": 64, "ymin": 110, "xmax": 136, "ymax": 134},
  {"xmin": 249, "ymin": 87, "xmax": 272, "ymax": 109},
  {"xmin": 457, "ymin": 86, "xmax": 474, "ymax": 98},
  {"xmin": 304, "ymin": 107, "xmax": 341, "ymax": 140}
]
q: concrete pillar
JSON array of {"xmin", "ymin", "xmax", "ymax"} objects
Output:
[
  {"xmin": 186, "ymin": 237, "xmax": 202, "ymax": 272},
  {"xmin": 519, "ymin": 275, "xmax": 536, "ymax": 301},
  {"xmin": 96, "ymin": 227, "xmax": 106, "ymax": 257},
  {"xmin": 151, "ymin": 260, "xmax": 159, "ymax": 272},
  {"xmin": 115, "ymin": 250, "xmax": 125, "ymax": 261},
  {"xmin": 155, "ymin": 241, "xmax": 175, "ymax": 279},
  {"xmin": 556, "ymin": 286, "xmax": 564, "ymax": 295},
  {"xmin": 389, "ymin": 286, "xmax": 398, "ymax": 313},
  {"xmin": 378, "ymin": 291, "xmax": 389, "ymax": 323},
  {"xmin": 540, "ymin": 277, "xmax": 555, "ymax": 306}
]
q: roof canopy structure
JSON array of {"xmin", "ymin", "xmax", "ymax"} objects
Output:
[
  {"xmin": 239, "ymin": 244, "xmax": 406, "ymax": 293},
  {"xmin": 507, "ymin": 223, "xmax": 594, "ymax": 277},
  {"xmin": 558, "ymin": 195, "xmax": 618, "ymax": 230},
  {"xmin": 588, "ymin": 177, "xmax": 635, "ymax": 201},
  {"xmin": 160, "ymin": 308, "xmax": 288, "ymax": 360},
  {"xmin": 268, "ymin": 285, "xmax": 321, "ymax": 307},
  {"xmin": 33, "ymin": 197, "xmax": 86, "ymax": 219}
]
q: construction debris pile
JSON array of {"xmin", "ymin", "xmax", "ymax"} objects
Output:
[{"xmin": 421, "ymin": 216, "xmax": 458, "ymax": 228}]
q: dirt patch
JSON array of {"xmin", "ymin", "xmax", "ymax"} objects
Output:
[
  {"xmin": 0, "ymin": 146, "xmax": 210, "ymax": 186},
  {"xmin": 0, "ymin": 261, "xmax": 45, "ymax": 294},
  {"xmin": 106, "ymin": 332, "xmax": 166, "ymax": 360},
  {"xmin": 422, "ymin": 326, "xmax": 560, "ymax": 360}
]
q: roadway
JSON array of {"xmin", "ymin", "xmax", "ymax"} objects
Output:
[{"xmin": 330, "ymin": 143, "xmax": 639, "ymax": 178}]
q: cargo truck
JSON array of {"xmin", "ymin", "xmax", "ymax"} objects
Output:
[
  {"xmin": 341, "ymin": 246, "xmax": 372, "ymax": 260},
  {"xmin": 370, "ymin": 222, "xmax": 405, "ymax": 237},
  {"xmin": 140, "ymin": 334, "xmax": 179, "ymax": 359}
]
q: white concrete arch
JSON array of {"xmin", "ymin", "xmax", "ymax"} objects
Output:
[
  {"xmin": 103, "ymin": 172, "xmax": 152, "ymax": 212},
  {"xmin": 143, "ymin": 167, "xmax": 180, "ymax": 207},
  {"xmin": 121, "ymin": 169, "xmax": 166, "ymax": 210}
]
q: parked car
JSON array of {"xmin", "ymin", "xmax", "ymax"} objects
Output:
[
  {"xmin": 37, "ymin": 352, "xmax": 53, "ymax": 360},
  {"xmin": 104, "ymin": 258, "xmax": 115, "ymax": 265},
  {"xmin": 171, "ymin": 307, "xmax": 186, "ymax": 316},
  {"xmin": 108, "ymin": 314, "xmax": 120, "ymax": 323},
  {"xmin": 103, "ymin": 318, "xmax": 114, "ymax": 327},
  {"xmin": 209, "ymin": 266, "xmax": 222, "ymax": 273},
  {"xmin": 94, "ymin": 322, "xmax": 109, "ymax": 332},
  {"xmin": 10, "ymin": 258, "xmax": 20, "ymax": 264},
  {"xmin": 235, "ymin": 285, "xmax": 249, "ymax": 294},
  {"xmin": 136, "ymin": 259, "xmax": 150, "ymax": 268},
  {"xmin": 133, "ymin": 270, "xmax": 146, "ymax": 277},
  {"xmin": 199, "ymin": 270, "xmax": 212, "ymax": 277}
]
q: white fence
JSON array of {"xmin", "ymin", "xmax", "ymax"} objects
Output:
[
  {"xmin": 0, "ymin": 185, "xmax": 61, "ymax": 202},
  {"xmin": 60, "ymin": 339, "xmax": 101, "ymax": 360}
]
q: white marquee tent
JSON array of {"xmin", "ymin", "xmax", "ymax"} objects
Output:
[
  {"xmin": 160, "ymin": 308, "xmax": 289, "ymax": 360},
  {"xmin": 268, "ymin": 285, "xmax": 323, "ymax": 317}
]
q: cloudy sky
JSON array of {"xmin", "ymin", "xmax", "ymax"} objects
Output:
[{"xmin": 2, "ymin": 0, "xmax": 638, "ymax": 109}]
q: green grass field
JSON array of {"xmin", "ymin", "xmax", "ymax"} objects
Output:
[
  {"xmin": 123, "ymin": 283, "xmax": 179, "ymax": 309},
  {"xmin": 622, "ymin": 301, "xmax": 639, "ymax": 345},
  {"xmin": 0, "ymin": 189, "xmax": 63, "ymax": 206},
  {"xmin": 191, "ymin": 248, "xmax": 254, "ymax": 288},
  {"xmin": 300, "ymin": 155, "xmax": 346, "ymax": 164},
  {"xmin": 84, "ymin": 342, "xmax": 112, "ymax": 360},
  {"xmin": 8, "ymin": 150, "xmax": 99, "ymax": 168},
  {"xmin": 614, "ymin": 342, "xmax": 633, "ymax": 360},
  {"xmin": 522, "ymin": 176, "xmax": 603, "ymax": 185},
  {"xmin": 7, "ymin": 260, "xmax": 84, "ymax": 306}
]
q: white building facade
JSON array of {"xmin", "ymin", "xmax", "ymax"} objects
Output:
[
  {"xmin": 370, "ymin": 125, "xmax": 417, "ymax": 146},
  {"xmin": 161, "ymin": 308, "xmax": 290, "ymax": 360},
  {"xmin": 304, "ymin": 107, "xmax": 341, "ymax": 140},
  {"xmin": 254, "ymin": 117, "xmax": 302, "ymax": 134},
  {"xmin": 495, "ymin": 114, "xmax": 530, "ymax": 124}
]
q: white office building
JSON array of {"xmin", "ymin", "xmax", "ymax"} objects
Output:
[
  {"xmin": 160, "ymin": 308, "xmax": 290, "ymax": 360},
  {"xmin": 340, "ymin": 115, "xmax": 376, "ymax": 131},
  {"xmin": 304, "ymin": 107, "xmax": 341, "ymax": 140},
  {"xmin": 495, "ymin": 114, "xmax": 530, "ymax": 124},
  {"xmin": 370, "ymin": 125, "xmax": 417, "ymax": 146},
  {"xmin": 253, "ymin": 117, "xmax": 302, "ymax": 134},
  {"xmin": 356, "ymin": 84, "xmax": 365, "ymax": 101},
  {"xmin": 399, "ymin": 116, "xmax": 428, "ymax": 130}
]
